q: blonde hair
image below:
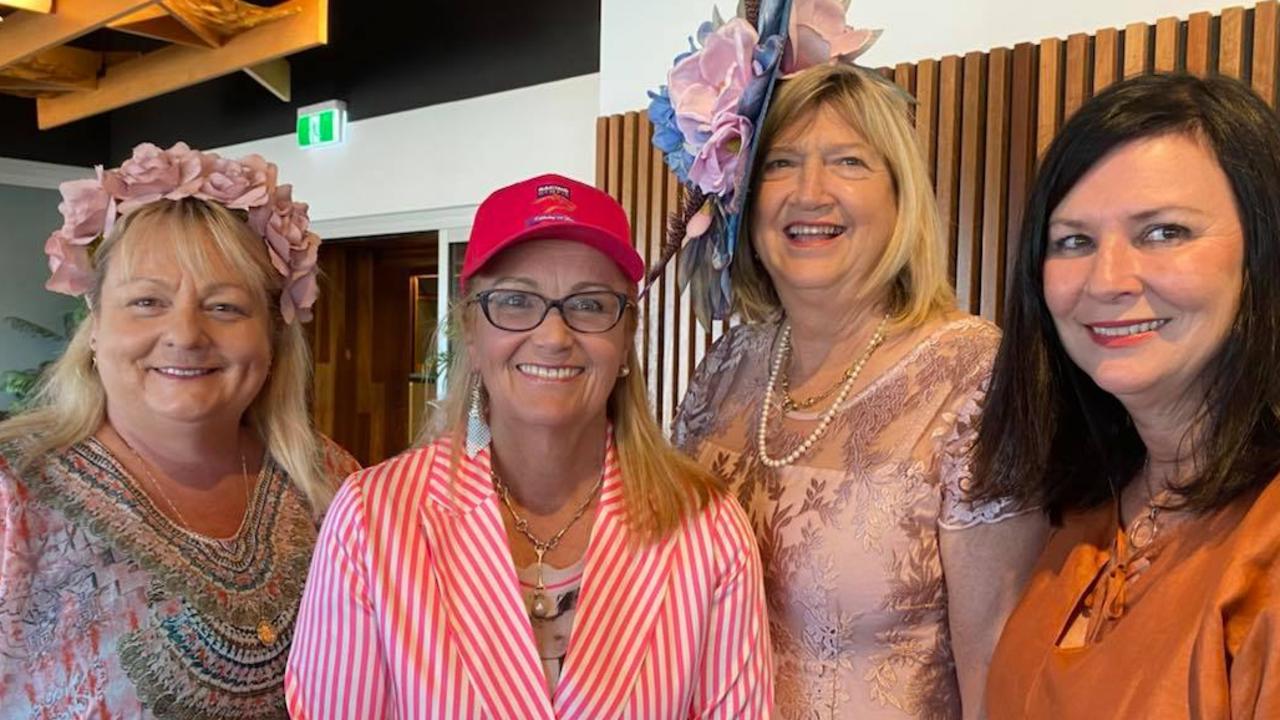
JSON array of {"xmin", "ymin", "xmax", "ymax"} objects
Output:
[
  {"xmin": 0, "ymin": 198, "xmax": 334, "ymax": 514},
  {"xmin": 420, "ymin": 293, "xmax": 721, "ymax": 543},
  {"xmin": 732, "ymin": 63, "xmax": 956, "ymax": 328}
]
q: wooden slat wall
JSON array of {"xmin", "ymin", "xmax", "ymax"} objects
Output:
[{"xmin": 597, "ymin": 2, "xmax": 1280, "ymax": 428}]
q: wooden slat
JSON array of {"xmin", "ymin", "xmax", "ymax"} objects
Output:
[
  {"xmin": 915, "ymin": 59, "xmax": 939, "ymax": 182},
  {"xmin": 660, "ymin": 180, "xmax": 679, "ymax": 428},
  {"xmin": 1064, "ymin": 33, "xmax": 1089, "ymax": 117},
  {"xmin": 0, "ymin": 0, "xmax": 153, "ymax": 69},
  {"xmin": 894, "ymin": 61, "xmax": 915, "ymax": 94},
  {"xmin": 982, "ymin": 48, "xmax": 1011, "ymax": 323},
  {"xmin": 605, "ymin": 114, "xmax": 623, "ymax": 198},
  {"xmin": 1037, "ymin": 37, "xmax": 1063, "ymax": 158},
  {"xmin": 1186, "ymin": 12, "xmax": 1214, "ymax": 76},
  {"xmin": 1219, "ymin": 6, "xmax": 1247, "ymax": 79},
  {"xmin": 621, "ymin": 111, "xmax": 639, "ymax": 240},
  {"xmin": 956, "ymin": 51, "xmax": 987, "ymax": 314},
  {"xmin": 1007, "ymin": 43, "xmax": 1037, "ymax": 289},
  {"xmin": 1094, "ymin": 27, "xmax": 1119, "ymax": 92},
  {"xmin": 1125, "ymin": 21, "xmax": 1152, "ymax": 77},
  {"xmin": 36, "ymin": 0, "xmax": 326, "ymax": 129},
  {"xmin": 1157, "ymin": 16, "xmax": 1182, "ymax": 72},
  {"xmin": 634, "ymin": 114, "xmax": 654, "ymax": 384},
  {"xmin": 594, "ymin": 116, "xmax": 609, "ymax": 190},
  {"xmin": 1254, "ymin": 1, "xmax": 1280, "ymax": 106},
  {"xmin": 645, "ymin": 135, "xmax": 669, "ymax": 407},
  {"xmin": 936, "ymin": 55, "xmax": 963, "ymax": 282}
]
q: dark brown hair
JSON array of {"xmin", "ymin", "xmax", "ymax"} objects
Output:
[{"xmin": 972, "ymin": 73, "xmax": 1280, "ymax": 519}]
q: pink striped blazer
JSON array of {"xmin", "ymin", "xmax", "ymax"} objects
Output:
[{"xmin": 286, "ymin": 436, "xmax": 772, "ymax": 719}]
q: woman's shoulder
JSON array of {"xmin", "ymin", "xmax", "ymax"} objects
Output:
[
  {"xmin": 899, "ymin": 312, "xmax": 1001, "ymax": 390},
  {"xmin": 922, "ymin": 312, "xmax": 1001, "ymax": 355},
  {"xmin": 716, "ymin": 321, "xmax": 777, "ymax": 353},
  {"xmin": 1225, "ymin": 476, "xmax": 1280, "ymax": 567},
  {"xmin": 341, "ymin": 441, "xmax": 444, "ymax": 497},
  {"xmin": 684, "ymin": 487, "xmax": 757, "ymax": 559},
  {"xmin": 316, "ymin": 434, "xmax": 361, "ymax": 481}
]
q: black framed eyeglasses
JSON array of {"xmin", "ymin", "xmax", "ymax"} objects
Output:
[{"xmin": 471, "ymin": 289, "xmax": 632, "ymax": 333}]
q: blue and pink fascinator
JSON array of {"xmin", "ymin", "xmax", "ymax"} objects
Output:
[{"xmin": 645, "ymin": 0, "xmax": 879, "ymax": 324}]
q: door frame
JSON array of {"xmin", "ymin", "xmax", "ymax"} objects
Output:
[{"xmin": 312, "ymin": 205, "xmax": 475, "ymax": 397}]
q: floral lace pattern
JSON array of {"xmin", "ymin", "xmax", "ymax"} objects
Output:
[
  {"xmin": 674, "ymin": 316, "xmax": 1015, "ymax": 719},
  {"xmin": 0, "ymin": 436, "xmax": 357, "ymax": 719}
]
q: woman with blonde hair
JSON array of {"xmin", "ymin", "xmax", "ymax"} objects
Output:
[
  {"xmin": 650, "ymin": 1, "xmax": 1047, "ymax": 717},
  {"xmin": 0, "ymin": 142, "xmax": 358, "ymax": 718},
  {"xmin": 286, "ymin": 173, "xmax": 771, "ymax": 718}
]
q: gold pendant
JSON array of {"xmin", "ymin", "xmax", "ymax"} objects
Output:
[{"xmin": 256, "ymin": 619, "xmax": 278, "ymax": 646}]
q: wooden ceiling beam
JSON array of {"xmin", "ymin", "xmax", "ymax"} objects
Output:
[
  {"xmin": 243, "ymin": 57, "xmax": 290, "ymax": 102},
  {"xmin": 3, "ymin": 45, "xmax": 102, "ymax": 90},
  {"xmin": 109, "ymin": 5, "xmax": 213, "ymax": 49},
  {"xmin": 158, "ymin": 0, "xmax": 224, "ymax": 48},
  {"xmin": 36, "ymin": 0, "xmax": 326, "ymax": 128},
  {"xmin": 0, "ymin": 0, "xmax": 156, "ymax": 70},
  {"xmin": 0, "ymin": 1, "xmax": 53, "ymax": 12}
]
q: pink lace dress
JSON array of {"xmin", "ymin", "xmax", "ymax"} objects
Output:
[{"xmin": 673, "ymin": 316, "xmax": 1025, "ymax": 720}]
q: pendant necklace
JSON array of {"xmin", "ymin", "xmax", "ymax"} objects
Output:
[{"xmin": 492, "ymin": 465, "xmax": 604, "ymax": 619}]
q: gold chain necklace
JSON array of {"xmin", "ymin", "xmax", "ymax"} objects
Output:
[
  {"xmin": 492, "ymin": 466, "xmax": 604, "ymax": 619},
  {"xmin": 757, "ymin": 315, "xmax": 889, "ymax": 468},
  {"xmin": 780, "ymin": 354, "xmax": 862, "ymax": 412},
  {"xmin": 114, "ymin": 430, "xmax": 278, "ymax": 645}
]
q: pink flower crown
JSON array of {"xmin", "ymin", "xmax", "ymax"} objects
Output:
[{"xmin": 44, "ymin": 141, "xmax": 321, "ymax": 324}]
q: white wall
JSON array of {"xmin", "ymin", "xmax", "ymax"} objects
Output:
[
  {"xmin": 212, "ymin": 74, "xmax": 601, "ymax": 233},
  {"xmin": 600, "ymin": 0, "xmax": 1238, "ymax": 115}
]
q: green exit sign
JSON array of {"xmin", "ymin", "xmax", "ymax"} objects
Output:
[{"xmin": 296, "ymin": 100, "xmax": 347, "ymax": 148}]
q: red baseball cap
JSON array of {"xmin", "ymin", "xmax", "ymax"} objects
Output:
[{"xmin": 461, "ymin": 173, "xmax": 643, "ymax": 289}]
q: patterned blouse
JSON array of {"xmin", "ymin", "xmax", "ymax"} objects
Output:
[
  {"xmin": 672, "ymin": 316, "xmax": 1025, "ymax": 720},
  {"xmin": 0, "ymin": 435, "xmax": 358, "ymax": 719}
]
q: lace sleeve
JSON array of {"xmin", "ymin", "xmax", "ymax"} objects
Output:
[
  {"xmin": 937, "ymin": 380, "xmax": 1033, "ymax": 530},
  {"xmin": 670, "ymin": 325, "xmax": 752, "ymax": 452}
]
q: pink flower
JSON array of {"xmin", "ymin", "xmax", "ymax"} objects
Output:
[
  {"xmin": 44, "ymin": 230, "xmax": 95, "ymax": 296},
  {"xmin": 668, "ymin": 17, "xmax": 759, "ymax": 146},
  {"xmin": 782, "ymin": 0, "xmax": 880, "ymax": 75},
  {"xmin": 249, "ymin": 184, "xmax": 320, "ymax": 323},
  {"xmin": 197, "ymin": 154, "xmax": 275, "ymax": 209},
  {"xmin": 687, "ymin": 113, "xmax": 752, "ymax": 195},
  {"xmin": 57, "ymin": 168, "xmax": 116, "ymax": 244},
  {"xmin": 101, "ymin": 142, "xmax": 209, "ymax": 214}
]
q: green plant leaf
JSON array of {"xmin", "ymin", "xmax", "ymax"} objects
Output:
[{"xmin": 3, "ymin": 316, "xmax": 61, "ymax": 341}]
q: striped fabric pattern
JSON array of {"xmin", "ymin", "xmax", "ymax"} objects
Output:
[{"xmin": 285, "ymin": 435, "xmax": 772, "ymax": 719}]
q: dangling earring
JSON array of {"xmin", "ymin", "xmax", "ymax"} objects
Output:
[{"xmin": 465, "ymin": 374, "xmax": 491, "ymax": 458}]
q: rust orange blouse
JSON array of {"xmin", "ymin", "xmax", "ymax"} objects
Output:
[{"xmin": 987, "ymin": 478, "xmax": 1280, "ymax": 719}]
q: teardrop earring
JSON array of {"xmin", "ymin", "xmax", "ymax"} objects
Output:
[{"xmin": 465, "ymin": 374, "xmax": 491, "ymax": 458}]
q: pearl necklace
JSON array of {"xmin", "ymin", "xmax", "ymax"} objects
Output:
[{"xmin": 756, "ymin": 315, "xmax": 889, "ymax": 468}]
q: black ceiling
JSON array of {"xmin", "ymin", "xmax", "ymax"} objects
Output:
[{"xmin": 0, "ymin": 0, "xmax": 601, "ymax": 167}]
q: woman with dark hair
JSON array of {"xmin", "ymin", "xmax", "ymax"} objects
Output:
[{"xmin": 975, "ymin": 72, "xmax": 1280, "ymax": 718}]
